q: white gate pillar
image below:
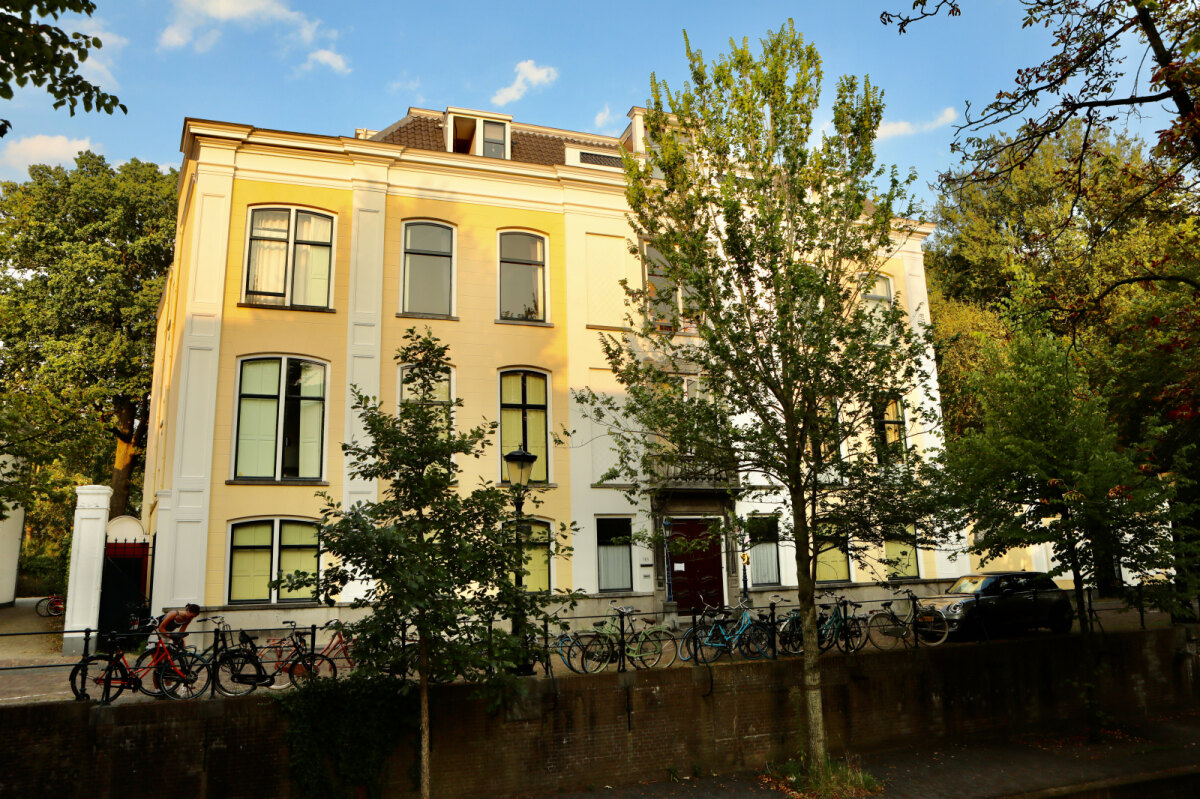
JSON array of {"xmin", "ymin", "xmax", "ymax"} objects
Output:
[{"xmin": 63, "ymin": 485, "xmax": 112, "ymax": 655}]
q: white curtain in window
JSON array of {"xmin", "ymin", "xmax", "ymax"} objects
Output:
[
  {"xmin": 750, "ymin": 541, "xmax": 779, "ymax": 585},
  {"xmin": 598, "ymin": 543, "xmax": 631, "ymax": 591},
  {"xmin": 291, "ymin": 243, "xmax": 330, "ymax": 306}
]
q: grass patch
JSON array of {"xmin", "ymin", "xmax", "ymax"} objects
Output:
[{"xmin": 760, "ymin": 754, "xmax": 881, "ymax": 799}]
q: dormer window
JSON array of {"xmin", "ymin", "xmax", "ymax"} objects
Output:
[
  {"xmin": 452, "ymin": 116, "xmax": 476, "ymax": 154},
  {"xmin": 483, "ymin": 121, "xmax": 506, "ymax": 159},
  {"xmin": 445, "ymin": 109, "xmax": 511, "ymax": 159}
]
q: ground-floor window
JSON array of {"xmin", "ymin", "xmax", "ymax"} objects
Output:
[
  {"xmin": 228, "ymin": 519, "xmax": 319, "ymax": 603},
  {"xmin": 597, "ymin": 517, "xmax": 632, "ymax": 592},
  {"xmin": 747, "ymin": 516, "xmax": 780, "ymax": 586}
]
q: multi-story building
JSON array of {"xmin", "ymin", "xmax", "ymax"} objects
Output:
[{"xmin": 143, "ymin": 106, "xmax": 968, "ymax": 625}]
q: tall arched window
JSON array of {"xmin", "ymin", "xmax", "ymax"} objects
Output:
[
  {"xmin": 402, "ymin": 222, "xmax": 453, "ymax": 316},
  {"xmin": 244, "ymin": 207, "xmax": 334, "ymax": 308},
  {"xmin": 235, "ymin": 356, "xmax": 326, "ymax": 480},
  {"xmin": 498, "ymin": 232, "xmax": 545, "ymax": 321},
  {"xmin": 499, "ymin": 370, "xmax": 548, "ymax": 482}
]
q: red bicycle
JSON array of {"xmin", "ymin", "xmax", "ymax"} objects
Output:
[
  {"xmin": 69, "ymin": 634, "xmax": 210, "ymax": 701},
  {"xmin": 36, "ymin": 594, "xmax": 64, "ymax": 617}
]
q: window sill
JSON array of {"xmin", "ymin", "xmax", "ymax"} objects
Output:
[
  {"xmin": 237, "ymin": 302, "xmax": 336, "ymax": 314},
  {"xmin": 397, "ymin": 312, "xmax": 459, "ymax": 321},
  {"xmin": 586, "ymin": 324, "xmax": 631, "ymax": 333},
  {"xmin": 495, "ymin": 318, "xmax": 553, "ymax": 328},
  {"xmin": 225, "ymin": 479, "xmax": 330, "ymax": 487},
  {"xmin": 590, "ymin": 482, "xmax": 634, "ymax": 490},
  {"xmin": 500, "ymin": 482, "xmax": 559, "ymax": 489},
  {"xmin": 218, "ymin": 601, "xmax": 326, "ymax": 611}
]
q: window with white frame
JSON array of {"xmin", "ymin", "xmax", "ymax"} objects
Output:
[
  {"xmin": 863, "ymin": 274, "xmax": 892, "ymax": 317},
  {"xmin": 498, "ymin": 232, "xmax": 546, "ymax": 321},
  {"xmin": 482, "ymin": 121, "xmax": 507, "ymax": 159},
  {"xmin": 499, "ymin": 370, "xmax": 548, "ymax": 482},
  {"xmin": 885, "ymin": 525, "xmax": 919, "ymax": 579},
  {"xmin": 244, "ymin": 207, "xmax": 333, "ymax": 308},
  {"xmin": 597, "ymin": 517, "xmax": 633, "ymax": 592},
  {"xmin": 814, "ymin": 529, "xmax": 850, "ymax": 582},
  {"xmin": 514, "ymin": 519, "xmax": 551, "ymax": 592},
  {"xmin": 228, "ymin": 519, "xmax": 319, "ymax": 603},
  {"xmin": 747, "ymin": 516, "xmax": 781, "ymax": 586},
  {"xmin": 235, "ymin": 357, "xmax": 326, "ymax": 480},
  {"xmin": 402, "ymin": 222, "xmax": 453, "ymax": 316},
  {"xmin": 644, "ymin": 244, "xmax": 701, "ymax": 332}
]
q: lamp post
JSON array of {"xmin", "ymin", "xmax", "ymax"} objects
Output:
[{"xmin": 504, "ymin": 447, "xmax": 537, "ymax": 676}]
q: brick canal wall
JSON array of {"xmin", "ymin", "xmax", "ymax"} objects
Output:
[{"xmin": 2, "ymin": 628, "xmax": 1196, "ymax": 799}]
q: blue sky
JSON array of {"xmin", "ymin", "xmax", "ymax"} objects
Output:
[{"xmin": 1, "ymin": 1, "xmax": 1075, "ymax": 209}]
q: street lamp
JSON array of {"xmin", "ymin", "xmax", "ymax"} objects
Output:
[{"xmin": 504, "ymin": 447, "xmax": 537, "ymax": 675}]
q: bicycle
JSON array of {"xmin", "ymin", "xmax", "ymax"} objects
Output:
[
  {"xmin": 816, "ymin": 593, "xmax": 867, "ymax": 654},
  {"xmin": 69, "ymin": 631, "xmax": 210, "ymax": 701},
  {"xmin": 867, "ymin": 587, "xmax": 949, "ymax": 650},
  {"xmin": 36, "ymin": 594, "xmax": 64, "ymax": 617},
  {"xmin": 690, "ymin": 599, "xmax": 771, "ymax": 664},
  {"xmin": 580, "ymin": 603, "xmax": 679, "ymax": 673},
  {"xmin": 319, "ymin": 619, "xmax": 357, "ymax": 676},
  {"xmin": 250, "ymin": 620, "xmax": 337, "ymax": 689},
  {"xmin": 191, "ymin": 616, "xmax": 269, "ymax": 697}
]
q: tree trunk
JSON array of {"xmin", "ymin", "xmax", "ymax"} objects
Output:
[
  {"xmin": 792, "ymin": 495, "xmax": 827, "ymax": 768},
  {"xmin": 109, "ymin": 398, "xmax": 139, "ymax": 518},
  {"xmin": 419, "ymin": 634, "xmax": 431, "ymax": 799},
  {"xmin": 1068, "ymin": 555, "xmax": 1099, "ymax": 741}
]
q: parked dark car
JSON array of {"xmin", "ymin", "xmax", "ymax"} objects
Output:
[{"xmin": 923, "ymin": 571, "xmax": 1073, "ymax": 638}]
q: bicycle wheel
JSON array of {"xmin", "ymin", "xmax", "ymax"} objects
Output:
[
  {"xmin": 777, "ymin": 618, "xmax": 804, "ymax": 656},
  {"xmin": 868, "ymin": 612, "xmax": 908, "ymax": 651},
  {"xmin": 914, "ymin": 609, "xmax": 949, "ymax": 646},
  {"xmin": 633, "ymin": 630, "xmax": 674, "ymax": 669},
  {"xmin": 737, "ymin": 622, "xmax": 771, "ymax": 659},
  {"xmin": 288, "ymin": 653, "xmax": 336, "ymax": 687},
  {"xmin": 558, "ymin": 635, "xmax": 584, "ymax": 674},
  {"xmin": 69, "ymin": 654, "xmax": 113, "ymax": 700},
  {"xmin": 677, "ymin": 627, "xmax": 697, "ymax": 662},
  {"xmin": 133, "ymin": 648, "xmax": 166, "ymax": 697},
  {"xmin": 49, "ymin": 597, "xmax": 64, "ymax": 616},
  {"xmin": 817, "ymin": 619, "xmax": 837, "ymax": 653},
  {"xmin": 98, "ymin": 658, "xmax": 129, "ymax": 702},
  {"xmin": 695, "ymin": 627, "xmax": 727, "ymax": 664},
  {"xmin": 159, "ymin": 651, "xmax": 211, "ymax": 700},
  {"xmin": 215, "ymin": 650, "xmax": 265, "ymax": 697},
  {"xmin": 580, "ymin": 635, "xmax": 613, "ymax": 674},
  {"xmin": 36, "ymin": 598, "xmax": 51, "ymax": 617},
  {"xmin": 836, "ymin": 616, "xmax": 867, "ymax": 654}
]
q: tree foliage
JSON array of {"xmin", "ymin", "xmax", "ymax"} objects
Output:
[
  {"xmin": 0, "ymin": 1, "xmax": 126, "ymax": 137},
  {"xmin": 279, "ymin": 329, "xmax": 577, "ymax": 799},
  {"xmin": 576, "ymin": 21, "xmax": 951, "ymax": 765},
  {"xmin": 0, "ymin": 151, "xmax": 176, "ymax": 522},
  {"xmin": 883, "ymin": 0, "xmax": 1200, "ymax": 173}
]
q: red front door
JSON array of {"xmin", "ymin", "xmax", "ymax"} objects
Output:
[{"xmin": 668, "ymin": 519, "xmax": 724, "ymax": 613}]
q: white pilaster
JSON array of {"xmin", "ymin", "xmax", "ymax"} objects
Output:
[
  {"xmin": 340, "ymin": 158, "xmax": 389, "ymax": 602},
  {"xmin": 149, "ymin": 490, "xmax": 175, "ymax": 614},
  {"xmin": 63, "ymin": 485, "xmax": 112, "ymax": 655},
  {"xmin": 168, "ymin": 144, "xmax": 237, "ymax": 608},
  {"xmin": 0, "ymin": 504, "xmax": 23, "ymax": 607}
]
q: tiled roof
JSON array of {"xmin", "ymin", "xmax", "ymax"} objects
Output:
[
  {"xmin": 372, "ymin": 113, "xmax": 620, "ymax": 168},
  {"xmin": 374, "ymin": 114, "xmax": 443, "ymax": 151}
]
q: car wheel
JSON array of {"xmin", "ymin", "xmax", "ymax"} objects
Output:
[{"xmin": 1049, "ymin": 606, "xmax": 1073, "ymax": 635}]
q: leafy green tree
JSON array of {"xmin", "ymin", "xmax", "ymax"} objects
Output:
[
  {"xmin": 577, "ymin": 21, "xmax": 950, "ymax": 766},
  {"xmin": 882, "ymin": 0, "xmax": 1200, "ymax": 177},
  {"xmin": 927, "ymin": 122, "xmax": 1200, "ymax": 601},
  {"xmin": 0, "ymin": 152, "xmax": 176, "ymax": 520},
  {"xmin": 941, "ymin": 327, "xmax": 1190, "ymax": 727},
  {"xmin": 0, "ymin": 1, "xmax": 126, "ymax": 137},
  {"xmin": 280, "ymin": 329, "xmax": 577, "ymax": 799}
]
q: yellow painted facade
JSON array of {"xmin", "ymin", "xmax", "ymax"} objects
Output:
[{"xmin": 143, "ymin": 107, "xmax": 966, "ymax": 621}]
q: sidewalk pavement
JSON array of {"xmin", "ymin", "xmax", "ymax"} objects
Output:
[
  {"xmin": 521, "ymin": 710, "xmax": 1200, "ymax": 798},
  {"xmin": 0, "ymin": 597, "xmax": 76, "ymax": 704}
]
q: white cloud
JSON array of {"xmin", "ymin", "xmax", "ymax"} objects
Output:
[
  {"xmin": 491, "ymin": 60, "xmax": 558, "ymax": 107},
  {"xmin": 1, "ymin": 135, "xmax": 94, "ymax": 177},
  {"xmin": 594, "ymin": 104, "xmax": 613, "ymax": 129},
  {"xmin": 301, "ymin": 49, "xmax": 350, "ymax": 75},
  {"xmin": 877, "ymin": 106, "xmax": 958, "ymax": 140},
  {"xmin": 159, "ymin": 0, "xmax": 324, "ymax": 52},
  {"xmin": 73, "ymin": 18, "xmax": 127, "ymax": 90}
]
